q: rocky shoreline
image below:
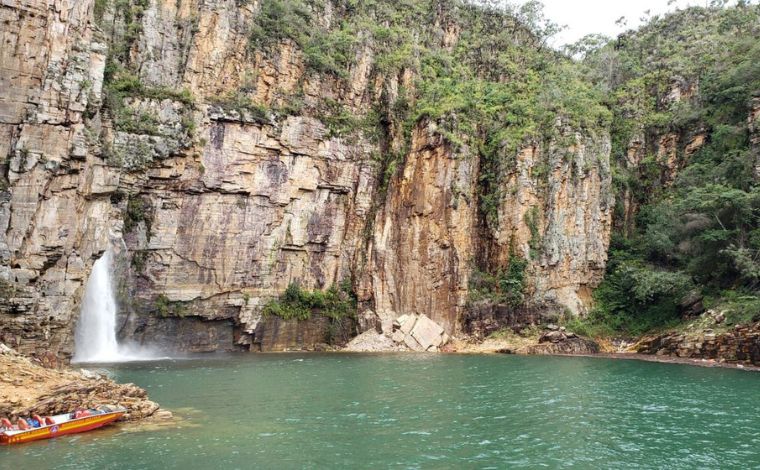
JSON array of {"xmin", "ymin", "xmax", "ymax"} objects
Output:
[
  {"xmin": 0, "ymin": 344, "xmax": 167, "ymax": 422},
  {"xmin": 345, "ymin": 318, "xmax": 601, "ymax": 356},
  {"xmin": 343, "ymin": 316, "xmax": 760, "ymax": 372},
  {"xmin": 4, "ymin": 318, "xmax": 756, "ymax": 427},
  {"xmin": 634, "ymin": 322, "xmax": 760, "ymax": 366}
]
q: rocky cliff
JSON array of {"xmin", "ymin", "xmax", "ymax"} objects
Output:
[
  {"xmin": 0, "ymin": 0, "xmax": 613, "ymax": 358},
  {"xmin": 637, "ymin": 322, "xmax": 760, "ymax": 367},
  {"xmin": 0, "ymin": 0, "xmax": 112, "ymax": 358},
  {"xmin": 368, "ymin": 122, "xmax": 612, "ymax": 334}
]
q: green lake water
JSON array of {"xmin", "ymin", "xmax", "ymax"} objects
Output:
[{"xmin": 4, "ymin": 354, "xmax": 760, "ymax": 469}]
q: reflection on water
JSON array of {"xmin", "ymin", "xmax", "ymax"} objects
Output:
[{"xmin": 5, "ymin": 354, "xmax": 760, "ymax": 469}]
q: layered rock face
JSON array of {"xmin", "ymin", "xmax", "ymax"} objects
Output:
[
  {"xmin": 0, "ymin": 0, "xmax": 613, "ymax": 358},
  {"xmin": 1, "ymin": 0, "xmax": 379, "ymax": 356},
  {"xmin": 494, "ymin": 129, "xmax": 612, "ymax": 314},
  {"xmin": 637, "ymin": 324, "xmax": 760, "ymax": 366},
  {"xmin": 252, "ymin": 314, "xmax": 355, "ymax": 352},
  {"xmin": 0, "ymin": 0, "xmax": 111, "ymax": 358},
  {"xmin": 368, "ymin": 123, "xmax": 612, "ymax": 333},
  {"xmin": 121, "ymin": 112, "xmax": 376, "ymax": 351},
  {"xmin": 367, "ymin": 126, "xmax": 478, "ymax": 334}
]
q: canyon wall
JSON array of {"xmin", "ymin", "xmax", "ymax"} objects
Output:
[
  {"xmin": 0, "ymin": 0, "xmax": 612, "ymax": 358},
  {"xmin": 0, "ymin": 0, "xmax": 112, "ymax": 359},
  {"xmin": 367, "ymin": 123, "xmax": 612, "ymax": 334}
]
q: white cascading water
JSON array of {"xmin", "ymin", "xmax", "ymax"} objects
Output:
[{"xmin": 73, "ymin": 249, "xmax": 157, "ymax": 363}]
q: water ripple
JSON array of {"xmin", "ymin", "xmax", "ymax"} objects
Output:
[{"xmin": 5, "ymin": 354, "xmax": 760, "ymax": 469}]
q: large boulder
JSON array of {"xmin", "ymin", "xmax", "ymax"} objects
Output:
[
  {"xmin": 391, "ymin": 314, "xmax": 450, "ymax": 352},
  {"xmin": 344, "ymin": 314, "xmax": 451, "ymax": 352}
]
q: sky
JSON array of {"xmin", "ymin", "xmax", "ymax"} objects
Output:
[{"xmin": 515, "ymin": 0, "xmax": 720, "ymax": 46}]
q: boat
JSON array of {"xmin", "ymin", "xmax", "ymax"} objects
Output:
[{"xmin": 0, "ymin": 405, "xmax": 126, "ymax": 445}]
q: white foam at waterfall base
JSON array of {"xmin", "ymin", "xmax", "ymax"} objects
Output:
[{"xmin": 72, "ymin": 249, "xmax": 162, "ymax": 363}]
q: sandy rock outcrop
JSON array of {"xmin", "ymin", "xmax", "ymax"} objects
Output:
[
  {"xmin": 0, "ymin": 345, "xmax": 159, "ymax": 421},
  {"xmin": 519, "ymin": 326, "xmax": 600, "ymax": 355}
]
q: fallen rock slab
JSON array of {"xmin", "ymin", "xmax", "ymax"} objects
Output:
[
  {"xmin": 538, "ymin": 329, "xmax": 578, "ymax": 344},
  {"xmin": 411, "ymin": 315, "xmax": 446, "ymax": 350},
  {"xmin": 392, "ymin": 314, "xmax": 450, "ymax": 351},
  {"xmin": 344, "ymin": 314, "xmax": 451, "ymax": 352},
  {"xmin": 343, "ymin": 330, "xmax": 406, "ymax": 352}
]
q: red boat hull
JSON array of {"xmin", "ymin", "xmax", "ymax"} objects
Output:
[{"xmin": 0, "ymin": 411, "xmax": 124, "ymax": 445}]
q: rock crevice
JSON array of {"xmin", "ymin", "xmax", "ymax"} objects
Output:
[{"xmin": 1, "ymin": 0, "xmax": 613, "ymax": 357}]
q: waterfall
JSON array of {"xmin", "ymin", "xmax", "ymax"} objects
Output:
[{"xmin": 73, "ymin": 249, "xmax": 156, "ymax": 363}]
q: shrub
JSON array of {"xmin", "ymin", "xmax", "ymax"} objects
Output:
[
  {"xmin": 248, "ymin": 0, "xmax": 313, "ymax": 50},
  {"xmin": 588, "ymin": 260, "xmax": 695, "ymax": 335},
  {"xmin": 123, "ymin": 196, "xmax": 153, "ymax": 235},
  {"xmin": 0, "ymin": 279, "xmax": 16, "ymax": 301},
  {"xmin": 102, "ymin": 62, "xmax": 195, "ymax": 143},
  {"xmin": 130, "ymin": 250, "xmax": 149, "ymax": 273},
  {"xmin": 303, "ymin": 28, "xmax": 357, "ymax": 78},
  {"xmin": 155, "ymin": 294, "xmax": 188, "ymax": 317},
  {"xmin": 579, "ymin": 3, "xmax": 760, "ymax": 337},
  {"xmin": 262, "ymin": 281, "xmax": 357, "ymax": 321},
  {"xmin": 209, "ymin": 92, "xmax": 270, "ymax": 124},
  {"xmin": 468, "ymin": 256, "xmax": 528, "ymax": 307},
  {"xmin": 524, "ymin": 206, "xmax": 542, "ymax": 258}
]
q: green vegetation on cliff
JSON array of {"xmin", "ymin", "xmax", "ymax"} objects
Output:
[
  {"xmin": 154, "ymin": 294, "xmax": 189, "ymax": 317},
  {"xmin": 88, "ymin": 0, "xmax": 760, "ymax": 339},
  {"xmin": 468, "ymin": 256, "xmax": 528, "ymax": 307},
  {"xmin": 574, "ymin": 3, "xmax": 760, "ymax": 335},
  {"xmin": 123, "ymin": 195, "xmax": 153, "ymax": 236},
  {"xmin": 262, "ymin": 281, "xmax": 357, "ymax": 321},
  {"xmin": 247, "ymin": 0, "xmax": 610, "ymax": 230}
]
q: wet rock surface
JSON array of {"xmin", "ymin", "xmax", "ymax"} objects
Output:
[
  {"xmin": 253, "ymin": 315, "xmax": 355, "ymax": 352},
  {"xmin": 0, "ymin": 345, "xmax": 160, "ymax": 421},
  {"xmin": 462, "ymin": 301, "xmax": 555, "ymax": 340},
  {"xmin": 130, "ymin": 316, "xmax": 237, "ymax": 354}
]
